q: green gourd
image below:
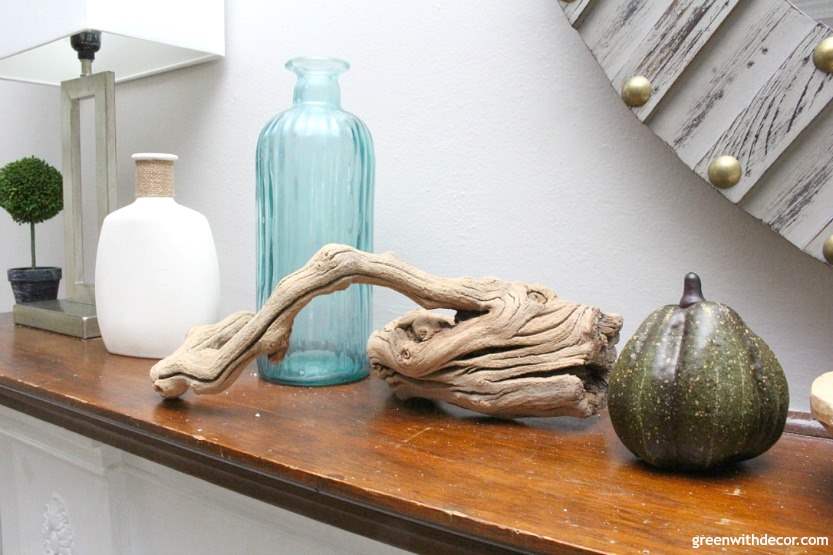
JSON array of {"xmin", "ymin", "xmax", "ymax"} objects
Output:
[{"xmin": 608, "ymin": 273, "xmax": 789, "ymax": 470}]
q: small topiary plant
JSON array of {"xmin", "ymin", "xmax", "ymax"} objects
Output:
[{"xmin": 0, "ymin": 156, "xmax": 63, "ymax": 268}]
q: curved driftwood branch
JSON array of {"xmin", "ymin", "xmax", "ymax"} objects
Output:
[{"xmin": 150, "ymin": 244, "xmax": 623, "ymax": 418}]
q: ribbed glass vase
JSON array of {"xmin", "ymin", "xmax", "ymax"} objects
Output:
[{"xmin": 255, "ymin": 57, "xmax": 374, "ymax": 386}]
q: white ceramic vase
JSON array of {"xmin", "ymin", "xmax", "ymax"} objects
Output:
[{"xmin": 95, "ymin": 153, "xmax": 220, "ymax": 358}]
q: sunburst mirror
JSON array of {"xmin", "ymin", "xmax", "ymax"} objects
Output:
[{"xmin": 558, "ymin": 0, "xmax": 833, "ymax": 264}]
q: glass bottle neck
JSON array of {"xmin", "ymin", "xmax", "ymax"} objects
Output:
[{"xmin": 293, "ymin": 74, "xmax": 341, "ymax": 106}]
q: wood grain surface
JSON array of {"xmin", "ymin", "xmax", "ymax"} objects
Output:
[
  {"xmin": 805, "ymin": 217, "xmax": 833, "ymax": 262},
  {"xmin": 742, "ymin": 100, "xmax": 833, "ymax": 256},
  {"xmin": 694, "ymin": 22, "xmax": 833, "ymax": 203},
  {"xmin": 563, "ymin": 0, "xmax": 833, "ymax": 267},
  {"xmin": 150, "ymin": 245, "xmax": 621, "ymax": 419},
  {"xmin": 580, "ymin": 0, "xmax": 676, "ymax": 86},
  {"xmin": 560, "ymin": 0, "xmax": 596, "ymax": 27},
  {"xmin": 649, "ymin": 0, "xmax": 815, "ymax": 168},
  {"xmin": 614, "ymin": 0, "xmax": 741, "ymax": 122},
  {"xmin": 1, "ymin": 315, "xmax": 832, "ymax": 554}
]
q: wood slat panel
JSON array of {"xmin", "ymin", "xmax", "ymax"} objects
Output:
[
  {"xmin": 649, "ymin": 1, "xmax": 815, "ymax": 168},
  {"xmin": 611, "ymin": 0, "xmax": 741, "ymax": 122},
  {"xmin": 742, "ymin": 102, "xmax": 833, "ymax": 248},
  {"xmin": 559, "ymin": 0, "xmax": 596, "ymax": 27},
  {"xmin": 804, "ymin": 218, "xmax": 833, "ymax": 262},
  {"xmin": 795, "ymin": 0, "xmax": 833, "ymax": 28},
  {"xmin": 578, "ymin": 0, "xmax": 676, "ymax": 84},
  {"xmin": 559, "ymin": 0, "xmax": 833, "ymax": 265},
  {"xmin": 693, "ymin": 22, "xmax": 833, "ymax": 203}
]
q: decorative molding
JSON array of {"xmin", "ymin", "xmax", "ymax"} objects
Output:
[
  {"xmin": 0, "ymin": 405, "xmax": 108, "ymax": 475},
  {"xmin": 42, "ymin": 494, "xmax": 73, "ymax": 555}
]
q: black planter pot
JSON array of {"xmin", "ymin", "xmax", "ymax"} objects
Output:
[{"xmin": 7, "ymin": 267, "xmax": 61, "ymax": 304}]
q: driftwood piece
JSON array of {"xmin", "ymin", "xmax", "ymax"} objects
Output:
[
  {"xmin": 150, "ymin": 245, "xmax": 623, "ymax": 418},
  {"xmin": 811, "ymin": 371, "xmax": 833, "ymax": 434}
]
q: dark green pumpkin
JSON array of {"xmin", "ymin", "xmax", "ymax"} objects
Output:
[{"xmin": 608, "ymin": 273, "xmax": 789, "ymax": 471}]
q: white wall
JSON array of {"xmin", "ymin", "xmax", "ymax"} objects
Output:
[{"xmin": 1, "ymin": 0, "xmax": 831, "ymax": 410}]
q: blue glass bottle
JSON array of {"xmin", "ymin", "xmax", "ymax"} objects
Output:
[{"xmin": 256, "ymin": 57, "xmax": 374, "ymax": 386}]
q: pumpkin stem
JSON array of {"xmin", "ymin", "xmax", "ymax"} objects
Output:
[{"xmin": 679, "ymin": 273, "xmax": 705, "ymax": 308}]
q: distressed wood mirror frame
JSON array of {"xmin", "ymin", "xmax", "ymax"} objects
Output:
[{"xmin": 558, "ymin": 0, "xmax": 833, "ymax": 265}]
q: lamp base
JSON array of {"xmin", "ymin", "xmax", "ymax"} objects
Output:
[{"xmin": 13, "ymin": 300, "xmax": 100, "ymax": 339}]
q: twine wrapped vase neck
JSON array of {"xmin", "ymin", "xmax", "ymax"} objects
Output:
[{"xmin": 133, "ymin": 153, "xmax": 178, "ymax": 198}]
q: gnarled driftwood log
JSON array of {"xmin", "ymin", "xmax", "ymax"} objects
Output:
[{"xmin": 150, "ymin": 244, "xmax": 622, "ymax": 418}]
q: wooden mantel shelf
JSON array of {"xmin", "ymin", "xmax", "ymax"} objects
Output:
[{"xmin": 0, "ymin": 314, "xmax": 831, "ymax": 554}]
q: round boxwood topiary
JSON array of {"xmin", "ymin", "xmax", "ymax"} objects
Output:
[
  {"xmin": 0, "ymin": 156, "xmax": 63, "ymax": 224},
  {"xmin": 0, "ymin": 156, "xmax": 63, "ymax": 268}
]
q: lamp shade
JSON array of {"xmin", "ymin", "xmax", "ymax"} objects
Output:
[{"xmin": 0, "ymin": 0, "xmax": 224, "ymax": 86}]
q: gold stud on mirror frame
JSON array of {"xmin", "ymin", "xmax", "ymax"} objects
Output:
[
  {"xmin": 621, "ymin": 76, "xmax": 653, "ymax": 108},
  {"xmin": 814, "ymin": 37, "xmax": 833, "ymax": 73},
  {"xmin": 823, "ymin": 235, "xmax": 833, "ymax": 264},
  {"xmin": 707, "ymin": 156, "xmax": 742, "ymax": 189}
]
